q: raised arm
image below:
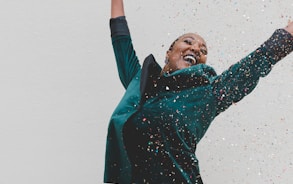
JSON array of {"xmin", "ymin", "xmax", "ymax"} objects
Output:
[
  {"xmin": 212, "ymin": 23, "xmax": 293, "ymax": 115},
  {"xmin": 110, "ymin": 0, "xmax": 141, "ymax": 89},
  {"xmin": 111, "ymin": 0, "xmax": 125, "ymax": 18}
]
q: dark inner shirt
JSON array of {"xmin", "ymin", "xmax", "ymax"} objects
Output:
[{"xmin": 123, "ymin": 80, "xmax": 205, "ymax": 184}]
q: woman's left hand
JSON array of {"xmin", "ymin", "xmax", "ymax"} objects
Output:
[{"xmin": 284, "ymin": 20, "xmax": 293, "ymax": 36}]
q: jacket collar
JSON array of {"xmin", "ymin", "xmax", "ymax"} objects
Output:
[{"xmin": 140, "ymin": 54, "xmax": 162, "ymax": 97}]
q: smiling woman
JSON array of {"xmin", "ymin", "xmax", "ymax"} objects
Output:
[
  {"xmin": 162, "ymin": 33, "xmax": 208, "ymax": 74},
  {"xmin": 104, "ymin": 0, "xmax": 293, "ymax": 183}
]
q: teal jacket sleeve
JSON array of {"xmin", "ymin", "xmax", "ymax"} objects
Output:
[
  {"xmin": 212, "ymin": 29, "xmax": 293, "ymax": 115},
  {"xmin": 110, "ymin": 16, "xmax": 141, "ymax": 89}
]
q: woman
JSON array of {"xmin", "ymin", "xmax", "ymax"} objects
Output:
[{"xmin": 104, "ymin": 0, "xmax": 293, "ymax": 183}]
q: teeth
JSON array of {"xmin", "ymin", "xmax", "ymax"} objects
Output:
[{"xmin": 184, "ymin": 55, "xmax": 196, "ymax": 64}]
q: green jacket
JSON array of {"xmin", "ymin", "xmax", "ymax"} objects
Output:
[{"xmin": 104, "ymin": 16, "xmax": 293, "ymax": 183}]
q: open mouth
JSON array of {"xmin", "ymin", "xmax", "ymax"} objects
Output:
[{"xmin": 183, "ymin": 54, "xmax": 197, "ymax": 65}]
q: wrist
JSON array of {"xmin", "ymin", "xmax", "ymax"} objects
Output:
[{"xmin": 284, "ymin": 21, "xmax": 293, "ymax": 36}]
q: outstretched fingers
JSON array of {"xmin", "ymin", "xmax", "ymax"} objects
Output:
[{"xmin": 284, "ymin": 20, "xmax": 293, "ymax": 35}]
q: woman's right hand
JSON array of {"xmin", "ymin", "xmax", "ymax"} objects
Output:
[{"xmin": 111, "ymin": 0, "xmax": 125, "ymax": 18}]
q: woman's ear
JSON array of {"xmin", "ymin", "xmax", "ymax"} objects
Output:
[
  {"xmin": 166, "ymin": 50, "xmax": 170, "ymax": 57},
  {"xmin": 165, "ymin": 51, "xmax": 170, "ymax": 64},
  {"xmin": 165, "ymin": 58, "xmax": 169, "ymax": 64},
  {"xmin": 165, "ymin": 50, "xmax": 171, "ymax": 63}
]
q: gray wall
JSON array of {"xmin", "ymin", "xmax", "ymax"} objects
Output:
[{"xmin": 0, "ymin": 0, "xmax": 292, "ymax": 183}]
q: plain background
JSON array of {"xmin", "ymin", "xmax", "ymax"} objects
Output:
[{"xmin": 0, "ymin": 0, "xmax": 292, "ymax": 183}]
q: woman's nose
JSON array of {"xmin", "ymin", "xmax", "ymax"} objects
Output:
[{"xmin": 190, "ymin": 43, "xmax": 200, "ymax": 52}]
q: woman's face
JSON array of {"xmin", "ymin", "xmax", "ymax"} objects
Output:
[{"xmin": 162, "ymin": 33, "xmax": 208, "ymax": 74}]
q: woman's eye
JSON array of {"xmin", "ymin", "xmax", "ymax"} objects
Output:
[
  {"xmin": 184, "ymin": 40, "xmax": 192, "ymax": 45},
  {"xmin": 201, "ymin": 49, "xmax": 208, "ymax": 55}
]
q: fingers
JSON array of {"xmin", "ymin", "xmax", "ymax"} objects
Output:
[{"xmin": 284, "ymin": 19, "xmax": 293, "ymax": 35}]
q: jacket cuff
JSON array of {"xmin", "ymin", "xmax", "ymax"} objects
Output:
[
  {"xmin": 110, "ymin": 16, "xmax": 130, "ymax": 37},
  {"xmin": 260, "ymin": 29, "xmax": 293, "ymax": 63}
]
